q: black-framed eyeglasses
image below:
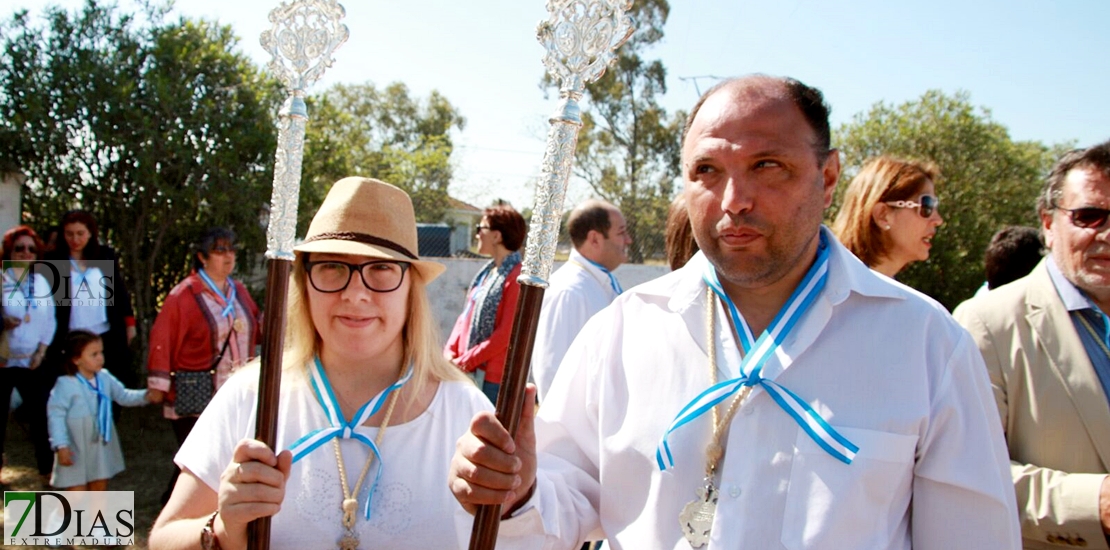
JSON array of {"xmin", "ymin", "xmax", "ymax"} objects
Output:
[
  {"xmin": 304, "ymin": 259, "xmax": 411, "ymax": 293},
  {"xmin": 1055, "ymin": 205, "xmax": 1110, "ymax": 230},
  {"xmin": 12, "ymin": 245, "xmax": 36, "ymax": 253},
  {"xmin": 885, "ymin": 195, "xmax": 939, "ymax": 218}
]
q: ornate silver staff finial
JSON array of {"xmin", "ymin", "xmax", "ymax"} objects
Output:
[
  {"xmin": 524, "ymin": 0, "xmax": 634, "ymax": 284},
  {"xmin": 259, "ymin": 0, "xmax": 349, "ymax": 260}
]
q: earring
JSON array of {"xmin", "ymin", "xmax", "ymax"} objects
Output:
[{"xmin": 884, "ymin": 225, "xmax": 891, "ymax": 230}]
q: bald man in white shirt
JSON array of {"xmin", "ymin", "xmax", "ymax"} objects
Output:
[{"xmin": 532, "ymin": 200, "xmax": 631, "ymax": 401}]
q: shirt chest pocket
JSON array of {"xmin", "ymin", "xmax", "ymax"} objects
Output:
[{"xmin": 781, "ymin": 426, "xmax": 917, "ymax": 550}]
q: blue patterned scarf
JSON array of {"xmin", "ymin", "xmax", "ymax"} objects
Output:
[{"xmin": 466, "ymin": 251, "xmax": 522, "ymax": 350}]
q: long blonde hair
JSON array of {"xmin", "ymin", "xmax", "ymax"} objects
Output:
[{"xmin": 282, "ymin": 254, "xmax": 466, "ymax": 398}]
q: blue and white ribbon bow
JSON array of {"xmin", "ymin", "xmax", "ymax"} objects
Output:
[
  {"xmin": 198, "ymin": 268, "xmax": 237, "ymax": 319},
  {"xmin": 70, "ymin": 259, "xmax": 90, "ymax": 292},
  {"xmin": 77, "ymin": 372, "xmax": 113, "ymax": 444},
  {"xmin": 584, "ymin": 257, "xmax": 623, "ymax": 295},
  {"xmin": 287, "ymin": 357, "xmax": 414, "ymax": 520},
  {"xmin": 657, "ymin": 233, "xmax": 858, "ymax": 470}
]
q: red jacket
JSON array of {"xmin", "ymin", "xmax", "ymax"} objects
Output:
[{"xmin": 443, "ymin": 262, "xmax": 522, "ymax": 384}]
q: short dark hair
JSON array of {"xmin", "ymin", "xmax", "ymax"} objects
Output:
[
  {"xmin": 567, "ymin": 200, "xmax": 614, "ymax": 249},
  {"xmin": 192, "ymin": 227, "xmax": 237, "ymax": 271},
  {"xmin": 484, "ymin": 205, "xmax": 527, "ymax": 252},
  {"xmin": 63, "ymin": 330, "xmax": 102, "ymax": 376},
  {"xmin": 58, "ymin": 210, "xmax": 101, "ymax": 258},
  {"xmin": 1037, "ymin": 140, "xmax": 1110, "ymax": 215},
  {"xmin": 984, "ymin": 226, "xmax": 1044, "ymax": 290},
  {"xmin": 681, "ymin": 75, "xmax": 832, "ymax": 159}
]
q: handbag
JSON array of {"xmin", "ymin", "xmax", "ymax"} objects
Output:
[{"xmin": 171, "ymin": 329, "xmax": 233, "ymax": 416}]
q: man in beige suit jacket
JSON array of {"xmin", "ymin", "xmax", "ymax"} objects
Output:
[{"xmin": 955, "ymin": 140, "xmax": 1110, "ymax": 549}]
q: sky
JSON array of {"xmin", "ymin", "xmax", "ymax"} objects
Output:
[{"xmin": 8, "ymin": 0, "xmax": 1110, "ymax": 211}]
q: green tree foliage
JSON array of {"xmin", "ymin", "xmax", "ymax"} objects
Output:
[
  {"xmin": 832, "ymin": 90, "xmax": 1069, "ymax": 309},
  {"xmin": 546, "ymin": 0, "xmax": 684, "ymax": 262},
  {"xmin": 299, "ymin": 82, "xmax": 466, "ymax": 233},
  {"xmin": 0, "ymin": 1, "xmax": 279, "ymax": 367}
]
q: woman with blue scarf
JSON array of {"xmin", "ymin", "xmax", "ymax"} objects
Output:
[{"xmin": 445, "ymin": 204, "xmax": 528, "ymax": 404}]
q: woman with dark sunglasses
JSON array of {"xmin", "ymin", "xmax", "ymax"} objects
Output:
[
  {"xmin": 0, "ymin": 225, "xmax": 57, "ymax": 486},
  {"xmin": 833, "ymin": 156, "xmax": 945, "ymax": 278}
]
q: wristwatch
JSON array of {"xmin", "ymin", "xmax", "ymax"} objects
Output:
[{"xmin": 200, "ymin": 511, "xmax": 221, "ymax": 550}]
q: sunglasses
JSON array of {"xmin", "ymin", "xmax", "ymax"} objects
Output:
[
  {"xmin": 12, "ymin": 245, "xmax": 36, "ymax": 253},
  {"xmin": 475, "ymin": 224, "xmax": 492, "ymax": 235},
  {"xmin": 884, "ymin": 195, "xmax": 939, "ymax": 218},
  {"xmin": 1057, "ymin": 206, "xmax": 1110, "ymax": 230}
]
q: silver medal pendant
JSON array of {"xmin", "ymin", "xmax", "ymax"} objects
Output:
[{"xmin": 679, "ymin": 484, "xmax": 718, "ymax": 548}]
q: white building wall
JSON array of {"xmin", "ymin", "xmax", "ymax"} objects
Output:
[{"xmin": 0, "ymin": 172, "xmax": 24, "ymax": 233}]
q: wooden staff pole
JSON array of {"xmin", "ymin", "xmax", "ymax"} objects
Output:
[
  {"xmin": 249, "ymin": 2, "xmax": 348, "ymax": 549},
  {"xmin": 468, "ymin": 2, "xmax": 634, "ymax": 548}
]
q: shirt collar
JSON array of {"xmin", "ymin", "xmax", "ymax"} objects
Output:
[{"xmin": 1046, "ymin": 254, "xmax": 1099, "ymax": 312}]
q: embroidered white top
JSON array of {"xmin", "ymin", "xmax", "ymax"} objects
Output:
[
  {"xmin": 67, "ymin": 264, "xmax": 109, "ymax": 334},
  {"xmin": 1, "ymin": 271, "xmax": 56, "ymax": 367},
  {"xmin": 500, "ymin": 228, "xmax": 1021, "ymax": 550},
  {"xmin": 532, "ymin": 248, "xmax": 621, "ymax": 401},
  {"xmin": 177, "ymin": 365, "xmax": 538, "ymax": 550}
]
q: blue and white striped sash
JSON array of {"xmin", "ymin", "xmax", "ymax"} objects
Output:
[
  {"xmin": 286, "ymin": 357, "xmax": 413, "ymax": 520},
  {"xmin": 657, "ymin": 233, "xmax": 858, "ymax": 470},
  {"xmin": 77, "ymin": 373, "xmax": 113, "ymax": 444}
]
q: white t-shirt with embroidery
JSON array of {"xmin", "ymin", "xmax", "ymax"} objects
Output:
[{"xmin": 176, "ymin": 365, "xmax": 498, "ymax": 549}]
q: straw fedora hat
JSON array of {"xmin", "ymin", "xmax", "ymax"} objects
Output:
[{"xmin": 293, "ymin": 177, "xmax": 446, "ymax": 282}]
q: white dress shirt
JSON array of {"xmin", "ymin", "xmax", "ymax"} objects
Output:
[
  {"xmin": 532, "ymin": 248, "xmax": 621, "ymax": 401},
  {"xmin": 499, "ymin": 228, "xmax": 1020, "ymax": 550}
]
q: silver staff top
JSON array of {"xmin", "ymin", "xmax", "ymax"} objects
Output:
[
  {"xmin": 261, "ymin": 0, "xmax": 349, "ymax": 93},
  {"xmin": 522, "ymin": 0, "xmax": 634, "ymax": 283}
]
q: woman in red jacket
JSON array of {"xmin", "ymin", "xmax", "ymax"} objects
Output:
[
  {"xmin": 444, "ymin": 205, "xmax": 526, "ymax": 404},
  {"xmin": 146, "ymin": 227, "xmax": 260, "ymax": 504}
]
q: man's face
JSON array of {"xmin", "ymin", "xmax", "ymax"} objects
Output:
[
  {"xmin": 598, "ymin": 209, "xmax": 631, "ymax": 270},
  {"xmin": 682, "ymin": 84, "xmax": 838, "ymax": 290},
  {"xmin": 1043, "ymin": 167, "xmax": 1110, "ymax": 303}
]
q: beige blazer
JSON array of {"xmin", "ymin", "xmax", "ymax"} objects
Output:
[{"xmin": 954, "ymin": 260, "xmax": 1110, "ymax": 549}]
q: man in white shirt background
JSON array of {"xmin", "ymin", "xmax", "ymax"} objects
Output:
[
  {"xmin": 532, "ymin": 199, "xmax": 631, "ymax": 402},
  {"xmin": 450, "ymin": 74, "xmax": 1020, "ymax": 549}
]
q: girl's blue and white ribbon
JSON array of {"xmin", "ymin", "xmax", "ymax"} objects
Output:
[
  {"xmin": 584, "ymin": 256, "xmax": 623, "ymax": 295},
  {"xmin": 77, "ymin": 372, "xmax": 113, "ymax": 444},
  {"xmin": 656, "ymin": 233, "xmax": 858, "ymax": 470},
  {"xmin": 198, "ymin": 268, "xmax": 237, "ymax": 319},
  {"xmin": 287, "ymin": 357, "xmax": 414, "ymax": 520}
]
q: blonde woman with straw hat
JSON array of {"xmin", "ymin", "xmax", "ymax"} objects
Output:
[{"xmin": 150, "ymin": 178, "xmax": 517, "ymax": 550}]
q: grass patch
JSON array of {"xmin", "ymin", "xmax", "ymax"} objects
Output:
[{"xmin": 1, "ymin": 404, "xmax": 175, "ymax": 549}]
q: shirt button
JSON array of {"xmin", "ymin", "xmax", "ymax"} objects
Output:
[
  {"xmin": 743, "ymin": 405, "xmax": 755, "ymax": 416},
  {"xmin": 728, "ymin": 485, "xmax": 741, "ymax": 498}
]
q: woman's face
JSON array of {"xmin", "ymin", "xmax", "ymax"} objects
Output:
[
  {"xmin": 64, "ymin": 222, "xmax": 91, "ymax": 255},
  {"xmin": 200, "ymin": 239, "xmax": 237, "ymax": 281},
  {"xmin": 307, "ymin": 253, "xmax": 411, "ymax": 365},
  {"xmin": 10, "ymin": 235, "xmax": 38, "ymax": 263},
  {"xmin": 884, "ymin": 180, "xmax": 944, "ymax": 266},
  {"xmin": 475, "ymin": 216, "xmax": 498, "ymax": 256}
]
